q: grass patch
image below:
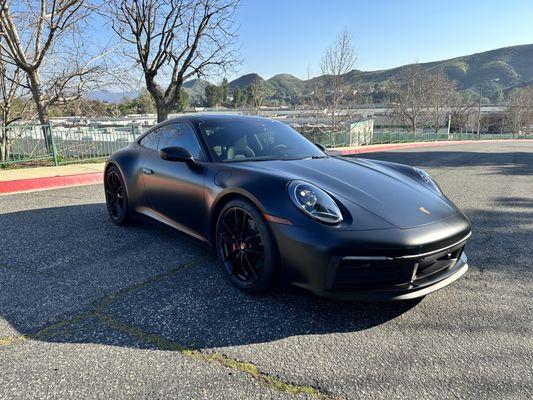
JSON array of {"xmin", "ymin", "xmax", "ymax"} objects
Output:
[
  {"xmin": 0, "ymin": 335, "xmax": 28, "ymax": 346},
  {"xmin": 97, "ymin": 311, "xmax": 338, "ymax": 399}
]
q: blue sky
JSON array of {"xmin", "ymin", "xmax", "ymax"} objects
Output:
[{"xmin": 235, "ymin": 0, "xmax": 533, "ymax": 79}]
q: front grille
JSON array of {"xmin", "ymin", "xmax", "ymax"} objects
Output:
[
  {"xmin": 329, "ymin": 244, "xmax": 464, "ymax": 292},
  {"xmin": 415, "ymin": 246, "xmax": 463, "ymax": 282}
]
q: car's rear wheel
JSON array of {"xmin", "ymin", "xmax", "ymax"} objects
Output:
[
  {"xmin": 105, "ymin": 165, "xmax": 131, "ymax": 225},
  {"xmin": 215, "ymin": 199, "xmax": 275, "ymax": 293}
]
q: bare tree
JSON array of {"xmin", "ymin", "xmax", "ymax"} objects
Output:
[
  {"xmin": 505, "ymin": 87, "xmax": 533, "ymax": 134},
  {"xmin": 448, "ymin": 91, "xmax": 476, "ymax": 133},
  {"xmin": 245, "ymin": 82, "xmax": 268, "ymax": 115},
  {"xmin": 0, "ymin": 0, "xmax": 107, "ymax": 147},
  {"xmin": 111, "ymin": 0, "xmax": 239, "ymax": 123},
  {"xmin": 314, "ymin": 29, "xmax": 357, "ymax": 134},
  {"xmin": 427, "ymin": 70, "xmax": 456, "ymax": 133},
  {"xmin": 0, "ymin": 52, "xmax": 30, "ymax": 161},
  {"xmin": 390, "ymin": 64, "xmax": 434, "ymax": 133}
]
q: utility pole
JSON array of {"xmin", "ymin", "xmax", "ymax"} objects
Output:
[{"xmin": 476, "ymin": 83, "xmax": 483, "ymax": 140}]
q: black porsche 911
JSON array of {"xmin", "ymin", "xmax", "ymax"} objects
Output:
[{"xmin": 104, "ymin": 114, "xmax": 471, "ymax": 300}]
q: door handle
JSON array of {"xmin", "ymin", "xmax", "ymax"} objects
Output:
[{"xmin": 143, "ymin": 168, "xmax": 153, "ymax": 175}]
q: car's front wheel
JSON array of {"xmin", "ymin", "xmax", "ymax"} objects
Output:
[
  {"xmin": 215, "ymin": 199, "xmax": 275, "ymax": 293},
  {"xmin": 104, "ymin": 165, "xmax": 131, "ymax": 226}
]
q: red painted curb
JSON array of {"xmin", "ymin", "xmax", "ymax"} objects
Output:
[
  {"xmin": 332, "ymin": 139, "xmax": 530, "ymax": 156},
  {"xmin": 0, "ymin": 172, "xmax": 103, "ymax": 195}
]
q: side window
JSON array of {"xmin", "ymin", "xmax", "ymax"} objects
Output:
[
  {"xmin": 139, "ymin": 129, "xmax": 161, "ymax": 151},
  {"xmin": 157, "ymin": 123, "xmax": 204, "ymax": 160}
]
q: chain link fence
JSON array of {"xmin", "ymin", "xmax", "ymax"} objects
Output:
[
  {"xmin": 299, "ymin": 130, "xmax": 533, "ymax": 148},
  {"xmin": 1, "ymin": 123, "xmax": 533, "ymax": 168},
  {"xmin": 0, "ymin": 124, "xmax": 147, "ymax": 168}
]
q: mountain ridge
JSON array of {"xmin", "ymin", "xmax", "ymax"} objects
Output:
[
  {"xmin": 231, "ymin": 44, "xmax": 533, "ymax": 90},
  {"xmin": 89, "ymin": 44, "xmax": 533, "ymax": 104}
]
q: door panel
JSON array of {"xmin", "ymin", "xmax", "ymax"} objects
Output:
[{"xmin": 141, "ymin": 123, "xmax": 207, "ymax": 239}]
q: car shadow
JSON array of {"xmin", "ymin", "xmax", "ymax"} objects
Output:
[{"xmin": 0, "ymin": 203, "xmax": 421, "ymax": 351}]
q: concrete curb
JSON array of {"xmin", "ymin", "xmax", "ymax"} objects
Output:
[{"xmin": 0, "ymin": 172, "xmax": 103, "ymax": 195}]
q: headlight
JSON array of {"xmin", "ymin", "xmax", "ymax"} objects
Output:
[
  {"xmin": 288, "ymin": 180, "xmax": 343, "ymax": 224},
  {"xmin": 414, "ymin": 168, "xmax": 441, "ymax": 194}
]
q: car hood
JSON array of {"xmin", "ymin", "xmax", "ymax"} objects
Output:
[{"xmin": 231, "ymin": 157, "xmax": 457, "ymax": 229}]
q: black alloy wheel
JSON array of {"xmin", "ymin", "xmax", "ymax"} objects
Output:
[
  {"xmin": 105, "ymin": 166, "xmax": 130, "ymax": 225},
  {"xmin": 216, "ymin": 199, "xmax": 275, "ymax": 293}
]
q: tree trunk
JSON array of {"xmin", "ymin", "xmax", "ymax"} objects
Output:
[
  {"xmin": 434, "ymin": 102, "xmax": 440, "ymax": 133},
  {"xmin": 27, "ymin": 69, "xmax": 52, "ymax": 150},
  {"xmin": 144, "ymin": 74, "xmax": 169, "ymax": 123},
  {"xmin": 331, "ymin": 108, "xmax": 336, "ymax": 146},
  {"xmin": 0, "ymin": 132, "xmax": 7, "ymax": 162},
  {"xmin": 156, "ymin": 102, "xmax": 169, "ymax": 123},
  {"xmin": 1, "ymin": 114, "xmax": 7, "ymax": 162}
]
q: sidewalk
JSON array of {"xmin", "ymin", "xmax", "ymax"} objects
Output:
[
  {"xmin": 0, "ymin": 162, "xmax": 105, "ymax": 195},
  {"xmin": 0, "ymin": 162, "xmax": 105, "ymax": 181},
  {"xmin": 0, "ymin": 138, "xmax": 529, "ymax": 195}
]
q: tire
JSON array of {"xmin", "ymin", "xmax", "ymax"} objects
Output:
[
  {"xmin": 215, "ymin": 199, "xmax": 275, "ymax": 293},
  {"xmin": 104, "ymin": 165, "xmax": 131, "ymax": 226}
]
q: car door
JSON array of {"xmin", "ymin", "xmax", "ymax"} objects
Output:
[{"xmin": 141, "ymin": 122, "xmax": 207, "ymax": 240}]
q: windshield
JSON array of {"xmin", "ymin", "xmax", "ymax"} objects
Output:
[{"xmin": 199, "ymin": 118, "xmax": 326, "ymax": 162}]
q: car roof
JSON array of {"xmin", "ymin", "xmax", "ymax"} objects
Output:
[
  {"xmin": 139, "ymin": 114, "xmax": 274, "ymax": 142},
  {"xmin": 166, "ymin": 113, "xmax": 271, "ymax": 125}
]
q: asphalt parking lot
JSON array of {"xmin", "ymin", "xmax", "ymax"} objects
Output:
[{"xmin": 1, "ymin": 142, "xmax": 532, "ymax": 399}]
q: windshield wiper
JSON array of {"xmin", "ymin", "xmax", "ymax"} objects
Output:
[{"xmin": 311, "ymin": 155, "xmax": 328, "ymax": 159}]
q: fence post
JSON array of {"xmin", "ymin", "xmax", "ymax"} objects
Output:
[{"xmin": 48, "ymin": 122, "xmax": 58, "ymax": 166}]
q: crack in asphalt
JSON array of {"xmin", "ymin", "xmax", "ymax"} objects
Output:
[
  {"xmin": 96, "ymin": 311, "xmax": 340, "ymax": 400},
  {"xmin": 0, "ymin": 258, "xmax": 206, "ymax": 348},
  {"xmin": 0, "ymin": 311, "xmax": 95, "ymax": 347},
  {"xmin": 0, "ymin": 256, "xmax": 341, "ymax": 400}
]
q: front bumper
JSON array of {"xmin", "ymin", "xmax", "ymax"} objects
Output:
[
  {"xmin": 314, "ymin": 252, "xmax": 468, "ymax": 301},
  {"xmin": 269, "ymin": 214, "xmax": 471, "ymax": 301}
]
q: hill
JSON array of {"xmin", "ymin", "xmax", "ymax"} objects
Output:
[
  {"xmin": 351, "ymin": 44, "xmax": 533, "ymax": 91},
  {"xmin": 229, "ymin": 44, "xmax": 533, "ymax": 103},
  {"xmin": 266, "ymin": 74, "xmax": 306, "ymax": 102},
  {"xmin": 228, "ymin": 73, "xmax": 272, "ymax": 91},
  {"xmin": 182, "ymin": 79, "xmax": 210, "ymax": 105},
  {"xmin": 267, "ymin": 74, "xmax": 305, "ymax": 93}
]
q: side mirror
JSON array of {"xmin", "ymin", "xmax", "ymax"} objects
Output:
[
  {"xmin": 159, "ymin": 146, "xmax": 196, "ymax": 165},
  {"xmin": 314, "ymin": 143, "xmax": 326, "ymax": 152}
]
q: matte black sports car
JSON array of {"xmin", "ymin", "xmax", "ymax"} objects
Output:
[{"xmin": 105, "ymin": 114, "xmax": 471, "ymax": 300}]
